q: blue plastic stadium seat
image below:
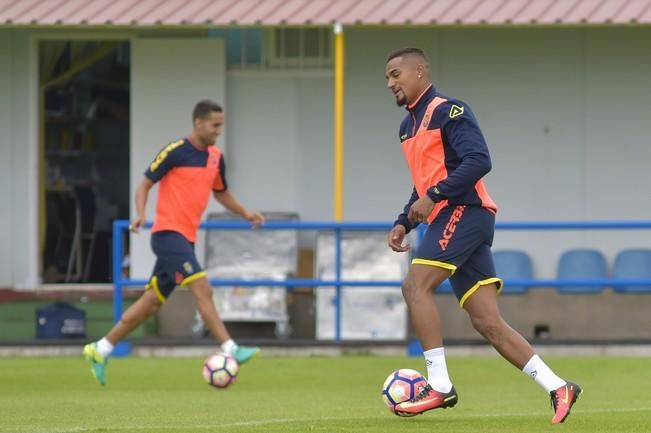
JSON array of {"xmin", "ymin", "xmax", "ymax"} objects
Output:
[
  {"xmin": 556, "ymin": 249, "xmax": 608, "ymax": 293},
  {"xmin": 493, "ymin": 250, "xmax": 533, "ymax": 294},
  {"xmin": 612, "ymin": 249, "xmax": 651, "ymax": 293}
]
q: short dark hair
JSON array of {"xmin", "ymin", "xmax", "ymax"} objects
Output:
[
  {"xmin": 192, "ymin": 100, "xmax": 223, "ymax": 121},
  {"xmin": 386, "ymin": 47, "xmax": 427, "ymax": 63}
]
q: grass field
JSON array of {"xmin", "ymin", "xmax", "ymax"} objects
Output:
[{"xmin": 0, "ymin": 355, "xmax": 649, "ymax": 433}]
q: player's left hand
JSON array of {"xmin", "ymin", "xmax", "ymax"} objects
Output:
[
  {"xmin": 245, "ymin": 211, "xmax": 265, "ymax": 228},
  {"xmin": 408, "ymin": 196, "xmax": 435, "ymax": 225}
]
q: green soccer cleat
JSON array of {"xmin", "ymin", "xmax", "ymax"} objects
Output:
[
  {"xmin": 83, "ymin": 342, "xmax": 107, "ymax": 386},
  {"xmin": 232, "ymin": 346, "xmax": 260, "ymax": 364}
]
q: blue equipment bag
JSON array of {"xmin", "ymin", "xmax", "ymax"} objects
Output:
[{"xmin": 36, "ymin": 302, "xmax": 86, "ymax": 338}]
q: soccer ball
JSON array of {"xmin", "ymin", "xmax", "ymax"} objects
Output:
[
  {"xmin": 202, "ymin": 353, "xmax": 239, "ymax": 388},
  {"xmin": 381, "ymin": 369, "xmax": 428, "ymax": 414}
]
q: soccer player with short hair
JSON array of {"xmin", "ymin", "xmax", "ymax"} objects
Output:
[
  {"xmin": 83, "ymin": 100, "xmax": 264, "ymax": 385},
  {"xmin": 384, "ymin": 48, "xmax": 581, "ymax": 423}
]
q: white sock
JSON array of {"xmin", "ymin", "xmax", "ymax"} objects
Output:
[
  {"xmin": 220, "ymin": 339, "xmax": 238, "ymax": 354},
  {"xmin": 522, "ymin": 354, "xmax": 566, "ymax": 393},
  {"xmin": 96, "ymin": 337, "xmax": 114, "ymax": 358},
  {"xmin": 424, "ymin": 347, "xmax": 453, "ymax": 393}
]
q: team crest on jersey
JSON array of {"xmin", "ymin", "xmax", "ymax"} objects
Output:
[
  {"xmin": 449, "ymin": 104, "xmax": 464, "ymax": 119},
  {"xmin": 421, "ymin": 113, "xmax": 430, "ymax": 128},
  {"xmin": 183, "ymin": 261, "xmax": 194, "ymax": 274}
]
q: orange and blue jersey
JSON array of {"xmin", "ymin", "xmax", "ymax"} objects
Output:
[
  {"xmin": 145, "ymin": 138, "xmax": 227, "ymax": 243},
  {"xmin": 394, "ymin": 85, "xmax": 497, "ymax": 232}
]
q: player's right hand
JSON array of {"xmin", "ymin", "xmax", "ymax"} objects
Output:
[
  {"xmin": 244, "ymin": 211, "xmax": 265, "ymax": 229},
  {"xmin": 129, "ymin": 216, "xmax": 145, "ymax": 233},
  {"xmin": 387, "ymin": 224, "xmax": 410, "ymax": 253}
]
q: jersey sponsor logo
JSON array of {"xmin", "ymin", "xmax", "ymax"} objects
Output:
[
  {"xmin": 439, "ymin": 205, "xmax": 466, "ymax": 251},
  {"xmin": 150, "ymin": 139, "xmax": 184, "ymax": 172},
  {"xmin": 449, "ymin": 104, "xmax": 464, "ymax": 119},
  {"xmin": 183, "ymin": 261, "xmax": 194, "ymax": 274}
]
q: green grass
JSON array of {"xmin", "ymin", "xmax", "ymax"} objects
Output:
[{"xmin": 0, "ymin": 356, "xmax": 649, "ymax": 433}]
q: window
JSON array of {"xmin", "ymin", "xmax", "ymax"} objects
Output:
[
  {"xmin": 208, "ymin": 28, "xmax": 263, "ymax": 67},
  {"xmin": 209, "ymin": 27, "xmax": 332, "ymax": 70},
  {"xmin": 268, "ymin": 28, "xmax": 332, "ymax": 68}
]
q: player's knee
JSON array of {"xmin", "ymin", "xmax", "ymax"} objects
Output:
[
  {"xmin": 401, "ymin": 277, "xmax": 426, "ymax": 302},
  {"xmin": 401, "ymin": 278, "xmax": 413, "ymax": 300},
  {"xmin": 470, "ymin": 314, "xmax": 502, "ymax": 344},
  {"xmin": 149, "ymin": 300, "xmax": 162, "ymax": 315},
  {"xmin": 190, "ymin": 281, "xmax": 212, "ymax": 300}
]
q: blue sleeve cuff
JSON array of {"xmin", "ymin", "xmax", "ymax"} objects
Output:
[
  {"xmin": 393, "ymin": 216, "xmax": 414, "ymax": 234},
  {"xmin": 426, "ymin": 185, "xmax": 445, "ymax": 202}
]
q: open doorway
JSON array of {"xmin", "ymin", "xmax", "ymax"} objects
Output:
[{"xmin": 40, "ymin": 40, "xmax": 130, "ymax": 284}]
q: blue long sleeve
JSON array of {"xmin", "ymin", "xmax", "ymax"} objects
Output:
[
  {"xmin": 394, "ymin": 187, "xmax": 420, "ymax": 233},
  {"xmin": 434, "ymin": 103, "xmax": 492, "ymax": 199}
]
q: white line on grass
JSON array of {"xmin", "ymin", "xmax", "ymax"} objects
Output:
[{"xmin": 18, "ymin": 407, "xmax": 651, "ymax": 433}]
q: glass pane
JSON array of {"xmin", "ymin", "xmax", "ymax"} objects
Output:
[
  {"xmin": 284, "ymin": 29, "xmax": 301, "ymax": 58},
  {"xmin": 227, "ymin": 29, "xmax": 244, "ymax": 65},
  {"xmin": 208, "ymin": 28, "xmax": 242, "ymax": 65},
  {"xmin": 245, "ymin": 29, "xmax": 263, "ymax": 64},
  {"xmin": 304, "ymin": 29, "xmax": 320, "ymax": 57},
  {"xmin": 322, "ymin": 29, "xmax": 331, "ymax": 57}
]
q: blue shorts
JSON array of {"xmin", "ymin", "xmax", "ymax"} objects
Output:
[
  {"xmin": 146, "ymin": 231, "xmax": 205, "ymax": 302},
  {"xmin": 412, "ymin": 205, "xmax": 503, "ymax": 307}
]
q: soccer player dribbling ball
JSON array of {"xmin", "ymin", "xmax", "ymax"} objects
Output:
[
  {"xmin": 384, "ymin": 48, "xmax": 581, "ymax": 423},
  {"xmin": 84, "ymin": 100, "xmax": 264, "ymax": 385}
]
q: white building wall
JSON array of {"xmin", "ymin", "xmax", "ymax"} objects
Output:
[
  {"xmin": 0, "ymin": 29, "xmax": 38, "ymax": 289},
  {"xmin": 1, "ymin": 27, "xmax": 650, "ymax": 287},
  {"xmin": 226, "ymin": 71, "xmax": 333, "ymax": 221},
  {"xmin": 225, "ymin": 27, "xmax": 651, "ymax": 278},
  {"xmin": 130, "ymin": 38, "xmax": 226, "ymax": 281},
  {"xmin": 226, "ymin": 72, "xmax": 301, "ymax": 214},
  {"xmin": 340, "ymin": 27, "xmax": 651, "ymax": 278},
  {"xmin": 0, "ymin": 29, "xmax": 13, "ymax": 287},
  {"xmin": 120, "ymin": 27, "xmax": 651, "ymax": 281}
]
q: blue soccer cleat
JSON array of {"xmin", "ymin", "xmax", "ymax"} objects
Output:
[
  {"xmin": 83, "ymin": 342, "xmax": 108, "ymax": 385},
  {"xmin": 232, "ymin": 346, "xmax": 260, "ymax": 364}
]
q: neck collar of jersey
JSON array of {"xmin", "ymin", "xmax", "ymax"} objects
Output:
[
  {"xmin": 407, "ymin": 84, "xmax": 434, "ymax": 111},
  {"xmin": 187, "ymin": 136, "xmax": 208, "ymax": 151}
]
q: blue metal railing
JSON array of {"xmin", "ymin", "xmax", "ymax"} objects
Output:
[
  {"xmin": 112, "ymin": 220, "xmax": 400, "ymax": 351},
  {"xmin": 112, "ymin": 219, "xmax": 651, "ymax": 348}
]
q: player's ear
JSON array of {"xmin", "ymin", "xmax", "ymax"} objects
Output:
[{"xmin": 416, "ymin": 64, "xmax": 425, "ymax": 79}]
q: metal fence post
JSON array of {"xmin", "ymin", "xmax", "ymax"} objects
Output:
[
  {"xmin": 112, "ymin": 220, "xmax": 123, "ymax": 324},
  {"xmin": 111, "ymin": 220, "xmax": 131, "ymax": 356},
  {"xmin": 334, "ymin": 227, "xmax": 343, "ymax": 342}
]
